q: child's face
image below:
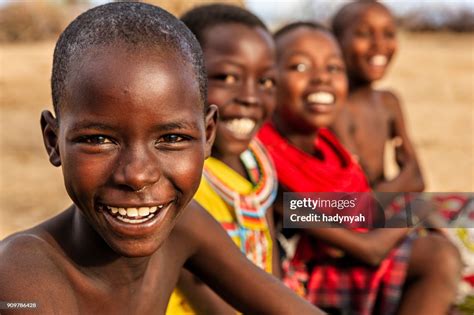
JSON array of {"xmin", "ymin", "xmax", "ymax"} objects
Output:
[
  {"xmin": 42, "ymin": 45, "xmax": 216, "ymax": 257},
  {"xmin": 276, "ymin": 28, "xmax": 347, "ymax": 130},
  {"xmin": 202, "ymin": 23, "xmax": 276, "ymax": 156},
  {"xmin": 339, "ymin": 4, "xmax": 397, "ymax": 83}
]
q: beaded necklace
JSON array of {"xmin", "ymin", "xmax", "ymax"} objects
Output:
[{"xmin": 203, "ymin": 139, "xmax": 278, "ymax": 230}]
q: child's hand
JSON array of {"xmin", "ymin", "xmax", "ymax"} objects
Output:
[{"xmin": 393, "ymin": 136, "xmax": 406, "ymax": 166}]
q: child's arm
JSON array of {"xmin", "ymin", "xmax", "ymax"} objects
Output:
[
  {"xmin": 179, "ymin": 202, "xmax": 324, "ymax": 315},
  {"xmin": 303, "ymin": 227, "xmax": 411, "ymax": 266},
  {"xmin": 266, "ymin": 206, "xmax": 282, "ymax": 278},
  {"xmin": 273, "ymin": 195, "xmax": 410, "ymax": 266},
  {"xmin": 176, "ymin": 269, "xmax": 236, "ymax": 314},
  {"xmin": 173, "ymin": 205, "xmax": 282, "ymax": 314},
  {"xmin": 374, "ymin": 91, "xmax": 425, "ymax": 192}
]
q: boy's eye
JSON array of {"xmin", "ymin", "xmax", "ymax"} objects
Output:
[
  {"xmin": 223, "ymin": 74, "xmax": 237, "ymax": 85},
  {"xmin": 156, "ymin": 134, "xmax": 186, "ymax": 144},
  {"xmin": 259, "ymin": 77, "xmax": 276, "ymax": 90},
  {"xmin": 328, "ymin": 64, "xmax": 345, "ymax": 74},
  {"xmin": 355, "ymin": 29, "xmax": 370, "ymax": 38},
  {"xmin": 384, "ymin": 30, "xmax": 396, "ymax": 39},
  {"xmin": 79, "ymin": 135, "xmax": 113, "ymax": 145},
  {"xmin": 213, "ymin": 74, "xmax": 238, "ymax": 85},
  {"xmin": 290, "ymin": 63, "xmax": 309, "ymax": 72}
]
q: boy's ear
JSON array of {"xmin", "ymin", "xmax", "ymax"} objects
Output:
[
  {"xmin": 204, "ymin": 104, "xmax": 218, "ymax": 159},
  {"xmin": 40, "ymin": 110, "xmax": 61, "ymax": 167}
]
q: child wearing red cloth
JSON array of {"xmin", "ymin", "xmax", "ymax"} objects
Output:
[{"xmin": 258, "ymin": 22, "xmax": 461, "ymax": 315}]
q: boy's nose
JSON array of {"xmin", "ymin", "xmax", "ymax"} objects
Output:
[
  {"xmin": 372, "ymin": 32, "xmax": 387, "ymax": 50},
  {"xmin": 310, "ymin": 68, "xmax": 330, "ymax": 85},
  {"xmin": 113, "ymin": 147, "xmax": 161, "ymax": 192},
  {"xmin": 236, "ymin": 79, "xmax": 259, "ymax": 106}
]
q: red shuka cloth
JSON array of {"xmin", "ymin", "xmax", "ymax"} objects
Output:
[
  {"xmin": 258, "ymin": 122, "xmax": 412, "ymax": 315},
  {"xmin": 257, "ymin": 123, "xmax": 369, "ymax": 193}
]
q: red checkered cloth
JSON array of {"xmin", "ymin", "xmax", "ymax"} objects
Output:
[
  {"xmin": 258, "ymin": 123, "xmax": 414, "ymax": 313},
  {"xmin": 283, "ymin": 234, "xmax": 415, "ymax": 315},
  {"xmin": 385, "ymin": 193, "xmax": 471, "ymax": 222}
]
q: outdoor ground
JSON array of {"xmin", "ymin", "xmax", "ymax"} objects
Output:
[{"xmin": 0, "ymin": 31, "xmax": 473, "ymax": 237}]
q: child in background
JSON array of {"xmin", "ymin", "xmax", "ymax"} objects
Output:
[
  {"xmin": 167, "ymin": 4, "xmax": 279, "ymax": 314},
  {"xmin": 332, "ymin": 2, "xmax": 473, "ymax": 312},
  {"xmin": 331, "ymin": 0, "xmax": 425, "ymax": 192},
  {"xmin": 0, "ymin": 3, "xmax": 322, "ymax": 314},
  {"xmin": 258, "ymin": 21, "xmax": 461, "ymax": 315}
]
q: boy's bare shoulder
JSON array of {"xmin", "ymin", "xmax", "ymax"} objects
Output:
[
  {"xmin": 0, "ymin": 230, "xmax": 73, "ymax": 306},
  {"xmin": 379, "ymin": 89, "xmax": 402, "ymax": 110},
  {"xmin": 1, "ymin": 231, "xmax": 63, "ymax": 273},
  {"xmin": 1, "ymin": 230, "xmax": 59, "ymax": 269},
  {"xmin": 172, "ymin": 200, "xmax": 229, "ymax": 258},
  {"xmin": 172, "ymin": 200, "xmax": 213, "ymax": 246}
]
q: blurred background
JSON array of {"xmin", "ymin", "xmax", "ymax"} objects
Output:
[
  {"xmin": 0, "ymin": 0, "xmax": 472, "ymax": 236},
  {"xmin": 0, "ymin": 0, "xmax": 473, "ymax": 313}
]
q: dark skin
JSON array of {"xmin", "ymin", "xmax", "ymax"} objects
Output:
[
  {"xmin": 273, "ymin": 28, "xmax": 347, "ymax": 154},
  {"xmin": 0, "ymin": 45, "xmax": 322, "ymax": 315},
  {"xmin": 175, "ymin": 23, "xmax": 280, "ymax": 314},
  {"xmin": 207, "ymin": 23, "xmax": 276, "ymax": 176},
  {"xmin": 331, "ymin": 3, "xmax": 425, "ymax": 192},
  {"xmin": 273, "ymin": 26, "xmax": 411, "ymax": 266},
  {"xmin": 274, "ymin": 27, "xmax": 461, "ymax": 314}
]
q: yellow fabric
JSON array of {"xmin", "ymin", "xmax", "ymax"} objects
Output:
[
  {"xmin": 195, "ymin": 174, "xmax": 237, "ymax": 225},
  {"xmin": 166, "ymin": 157, "xmax": 273, "ymax": 315}
]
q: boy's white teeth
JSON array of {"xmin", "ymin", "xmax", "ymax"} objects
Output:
[
  {"xmin": 117, "ymin": 213, "xmax": 155, "ymax": 224},
  {"xmin": 127, "ymin": 208, "xmax": 138, "ymax": 217},
  {"xmin": 307, "ymin": 92, "xmax": 335, "ymax": 105},
  {"xmin": 106, "ymin": 205, "xmax": 162, "ymax": 224},
  {"xmin": 370, "ymin": 55, "xmax": 387, "ymax": 66},
  {"xmin": 224, "ymin": 118, "xmax": 256, "ymax": 137}
]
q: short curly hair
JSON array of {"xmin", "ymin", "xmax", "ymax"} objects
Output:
[
  {"xmin": 51, "ymin": 2, "xmax": 207, "ymax": 116},
  {"xmin": 331, "ymin": 0, "xmax": 391, "ymax": 41},
  {"xmin": 181, "ymin": 3, "xmax": 268, "ymax": 49},
  {"xmin": 274, "ymin": 21, "xmax": 330, "ymax": 41}
]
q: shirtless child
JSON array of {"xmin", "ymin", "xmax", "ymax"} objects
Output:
[
  {"xmin": 0, "ymin": 3, "xmax": 320, "ymax": 314},
  {"xmin": 331, "ymin": 1, "xmax": 425, "ymax": 192}
]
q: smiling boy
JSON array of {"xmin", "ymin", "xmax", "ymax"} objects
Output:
[
  {"xmin": 0, "ymin": 3, "xmax": 321, "ymax": 314},
  {"xmin": 331, "ymin": 1, "xmax": 425, "ymax": 192}
]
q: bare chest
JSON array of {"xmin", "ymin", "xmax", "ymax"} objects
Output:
[
  {"xmin": 351, "ymin": 100, "xmax": 392, "ymax": 140},
  {"xmin": 73, "ymin": 288, "xmax": 168, "ymax": 315},
  {"xmin": 62, "ymin": 257, "xmax": 182, "ymax": 314},
  {"xmin": 348, "ymin": 96, "xmax": 394, "ymax": 180}
]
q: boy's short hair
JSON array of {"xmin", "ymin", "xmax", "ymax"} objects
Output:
[
  {"xmin": 52, "ymin": 2, "xmax": 207, "ymax": 116},
  {"xmin": 273, "ymin": 22, "xmax": 332, "ymax": 62},
  {"xmin": 181, "ymin": 4, "xmax": 268, "ymax": 48},
  {"xmin": 331, "ymin": 0, "xmax": 390, "ymax": 41},
  {"xmin": 274, "ymin": 21, "xmax": 330, "ymax": 41}
]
